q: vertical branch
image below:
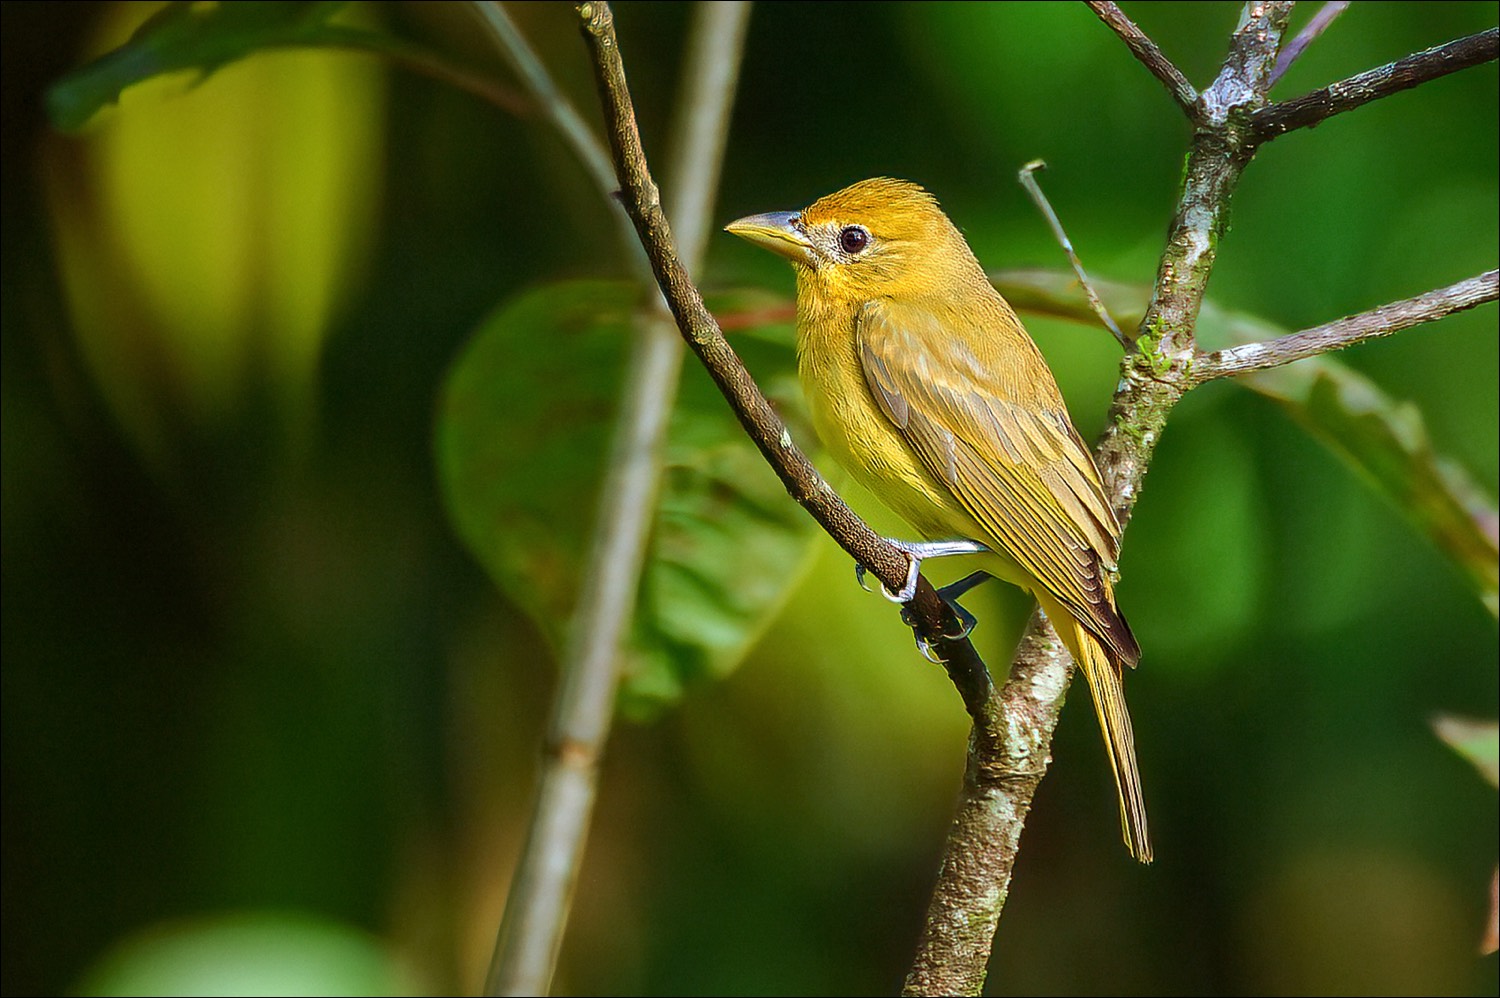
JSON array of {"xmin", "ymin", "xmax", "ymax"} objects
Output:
[
  {"xmin": 906, "ymin": 5, "xmax": 1293, "ymax": 995},
  {"xmin": 482, "ymin": 4, "xmax": 752, "ymax": 995},
  {"xmin": 1093, "ymin": 1, "xmax": 1291, "ymax": 513}
]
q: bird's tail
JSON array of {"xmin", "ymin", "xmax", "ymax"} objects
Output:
[{"xmin": 1041, "ymin": 596, "xmax": 1152, "ymax": 864}]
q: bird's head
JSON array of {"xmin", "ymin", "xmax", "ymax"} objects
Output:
[{"xmin": 725, "ymin": 178, "xmax": 981, "ymax": 299}]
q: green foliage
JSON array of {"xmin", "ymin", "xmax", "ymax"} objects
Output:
[
  {"xmin": 436, "ymin": 281, "xmax": 821, "ymax": 714},
  {"xmin": 74, "ymin": 911, "xmax": 410, "ymax": 996},
  {"xmin": 1199, "ymin": 305, "xmax": 1500, "ymax": 620}
]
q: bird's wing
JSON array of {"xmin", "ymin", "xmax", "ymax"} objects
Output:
[{"xmin": 857, "ymin": 297, "xmax": 1139, "ymax": 665}]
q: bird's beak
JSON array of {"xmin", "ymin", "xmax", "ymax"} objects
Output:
[{"xmin": 724, "ymin": 210, "xmax": 814, "ymax": 265}]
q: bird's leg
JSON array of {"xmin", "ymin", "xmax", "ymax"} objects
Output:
[
  {"xmin": 854, "ymin": 540, "xmax": 992, "ymax": 658},
  {"xmin": 854, "ymin": 538, "xmax": 990, "ymax": 601}
]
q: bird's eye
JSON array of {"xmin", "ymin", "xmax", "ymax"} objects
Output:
[{"xmin": 838, "ymin": 225, "xmax": 870, "ymax": 255}]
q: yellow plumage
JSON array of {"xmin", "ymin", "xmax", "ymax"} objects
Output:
[{"xmin": 727, "ymin": 178, "xmax": 1151, "ymax": 862}]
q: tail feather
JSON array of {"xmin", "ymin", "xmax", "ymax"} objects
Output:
[{"xmin": 1042, "ymin": 596, "xmax": 1152, "ymax": 863}]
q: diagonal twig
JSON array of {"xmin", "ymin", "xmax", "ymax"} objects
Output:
[
  {"xmin": 1253, "ymin": 27, "xmax": 1499, "ymax": 141},
  {"xmin": 1192, "ymin": 270, "xmax": 1499, "ymax": 383},
  {"xmin": 1085, "ymin": 0, "xmax": 1199, "ymax": 118},
  {"xmin": 1268, "ymin": 0, "xmax": 1350, "ymax": 88},
  {"xmin": 1018, "ymin": 159, "xmax": 1128, "ymax": 348}
]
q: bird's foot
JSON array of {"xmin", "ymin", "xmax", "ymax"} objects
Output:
[
  {"xmin": 852, "ymin": 542, "xmax": 993, "ymax": 656},
  {"xmin": 853, "ymin": 538, "xmax": 990, "ymax": 603}
]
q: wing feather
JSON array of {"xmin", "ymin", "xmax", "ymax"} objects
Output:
[{"xmin": 857, "ymin": 298, "xmax": 1139, "ymax": 664}]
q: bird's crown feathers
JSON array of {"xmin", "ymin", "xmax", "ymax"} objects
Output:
[{"xmin": 801, "ymin": 177, "xmax": 943, "ymax": 234}]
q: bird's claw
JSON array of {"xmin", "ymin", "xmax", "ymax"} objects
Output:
[
  {"xmin": 853, "ymin": 552, "xmax": 920, "ymax": 603},
  {"xmin": 915, "ymin": 637, "xmax": 948, "ymax": 665}
]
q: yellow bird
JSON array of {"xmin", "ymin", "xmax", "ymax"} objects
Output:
[{"xmin": 726, "ymin": 178, "xmax": 1150, "ymax": 862}]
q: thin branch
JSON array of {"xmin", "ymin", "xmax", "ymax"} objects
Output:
[
  {"xmin": 1138, "ymin": 2, "xmax": 1291, "ymax": 364},
  {"xmin": 1193, "ymin": 270, "xmax": 1499, "ymax": 383},
  {"xmin": 1268, "ymin": 1, "xmax": 1350, "ymax": 89},
  {"xmin": 663, "ymin": 2, "xmax": 753, "ymax": 279},
  {"xmin": 1253, "ymin": 27, "xmax": 1499, "ymax": 141},
  {"xmin": 482, "ymin": 3, "xmax": 750, "ymax": 995},
  {"xmin": 1017, "ymin": 159, "xmax": 1128, "ymax": 348},
  {"xmin": 474, "ymin": 1, "xmax": 651, "ymax": 282},
  {"xmin": 1084, "ymin": 1, "xmax": 1199, "ymax": 118}
]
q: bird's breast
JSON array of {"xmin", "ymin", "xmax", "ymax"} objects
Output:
[{"xmin": 796, "ymin": 300, "xmax": 978, "ymax": 543}]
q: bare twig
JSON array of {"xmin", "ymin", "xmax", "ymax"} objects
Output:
[
  {"xmin": 930, "ymin": 6, "xmax": 1292, "ymax": 995},
  {"xmin": 1193, "ymin": 270, "xmax": 1499, "ymax": 383},
  {"xmin": 663, "ymin": 2, "xmax": 753, "ymax": 277},
  {"xmin": 1085, "ymin": 1, "xmax": 1199, "ymax": 117},
  {"xmin": 1132, "ymin": 2, "xmax": 1292, "ymax": 372},
  {"xmin": 481, "ymin": 3, "xmax": 750, "ymax": 995},
  {"xmin": 474, "ymin": 1, "xmax": 650, "ymax": 282},
  {"xmin": 1254, "ymin": 27, "xmax": 1499, "ymax": 141},
  {"xmin": 1017, "ymin": 159, "xmax": 1128, "ymax": 348},
  {"xmin": 1268, "ymin": 1, "xmax": 1350, "ymax": 88}
]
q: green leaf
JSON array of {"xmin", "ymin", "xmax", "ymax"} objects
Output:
[
  {"xmin": 992, "ymin": 269, "xmax": 1500, "ymax": 618},
  {"xmin": 436, "ymin": 281, "xmax": 821, "ymax": 716},
  {"xmin": 1432, "ymin": 715, "xmax": 1500, "ymax": 789},
  {"xmin": 46, "ymin": 1, "xmax": 402, "ymax": 131}
]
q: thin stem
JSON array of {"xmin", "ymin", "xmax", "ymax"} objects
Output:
[
  {"xmin": 473, "ymin": 1, "xmax": 651, "ymax": 283},
  {"xmin": 1268, "ymin": 1, "xmax": 1350, "ymax": 89},
  {"xmin": 1253, "ymin": 27, "xmax": 1499, "ymax": 141},
  {"xmin": 664, "ymin": 1, "xmax": 753, "ymax": 278},
  {"xmin": 481, "ymin": 3, "xmax": 751, "ymax": 995},
  {"xmin": 1084, "ymin": 1, "xmax": 1199, "ymax": 118},
  {"xmin": 1193, "ymin": 270, "xmax": 1499, "ymax": 383},
  {"xmin": 1017, "ymin": 159, "xmax": 1127, "ymax": 348}
]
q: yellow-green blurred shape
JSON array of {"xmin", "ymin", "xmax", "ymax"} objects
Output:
[
  {"xmin": 45, "ymin": 2, "xmax": 386, "ymax": 461},
  {"xmin": 74, "ymin": 910, "xmax": 414, "ymax": 997}
]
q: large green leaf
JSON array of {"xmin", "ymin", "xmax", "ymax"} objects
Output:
[{"xmin": 436, "ymin": 281, "xmax": 821, "ymax": 715}]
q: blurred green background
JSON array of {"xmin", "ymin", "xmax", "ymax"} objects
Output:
[{"xmin": 3, "ymin": 2, "xmax": 1496, "ymax": 994}]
